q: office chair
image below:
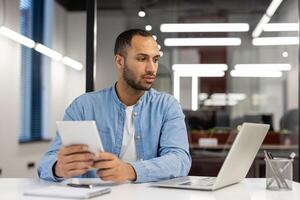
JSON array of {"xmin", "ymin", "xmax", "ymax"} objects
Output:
[{"xmin": 280, "ymin": 109, "xmax": 299, "ymax": 133}]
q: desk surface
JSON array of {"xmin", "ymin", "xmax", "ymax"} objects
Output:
[{"xmin": 1, "ymin": 178, "xmax": 300, "ymax": 200}]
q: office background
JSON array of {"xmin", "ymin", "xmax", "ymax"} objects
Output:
[{"xmin": 0, "ymin": 0, "xmax": 299, "ymax": 181}]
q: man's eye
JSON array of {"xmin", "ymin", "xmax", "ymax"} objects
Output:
[
  {"xmin": 153, "ymin": 58, "xmax": 159, "ymax": 63},
  {"xmin": 137, "ymin": 57, "xmax": 146, "ymax": 61}
]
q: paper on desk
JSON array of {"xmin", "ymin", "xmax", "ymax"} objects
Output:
[{"xmin": 23, "ymin": 185, "xmax": 111, "ymax": 199}]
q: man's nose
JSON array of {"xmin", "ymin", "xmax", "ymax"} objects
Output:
[{"xmin": 146, "ymin": 60, "xmax": 157, "ymax": 73}]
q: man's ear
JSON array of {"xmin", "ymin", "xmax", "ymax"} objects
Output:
[{"xmin": 115, "ymin": 54, "xmax": 125, "ymax": 70}]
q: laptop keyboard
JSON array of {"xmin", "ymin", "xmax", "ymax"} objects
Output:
[{"xmin": 179, "ymin": 177, "xmax": 216, "ymax": 186}]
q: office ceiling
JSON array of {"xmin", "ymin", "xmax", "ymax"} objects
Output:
[{"xmin": 55, "ymin": 0, "xmax": 271, "ymax": 14}]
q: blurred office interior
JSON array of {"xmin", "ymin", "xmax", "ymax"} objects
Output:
[{"xmin": 0, "ymin": 0, "xmax": 299, "ymax": 181}]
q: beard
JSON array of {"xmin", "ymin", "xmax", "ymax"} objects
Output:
[{"xmin": 123, "ymin": 62, "xmax": 155, "ymax": 91}]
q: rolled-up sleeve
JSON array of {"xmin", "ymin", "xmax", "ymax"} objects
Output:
[{"xmin": 130, "ymin": 98, "xmax": 191, "ymax": 183}]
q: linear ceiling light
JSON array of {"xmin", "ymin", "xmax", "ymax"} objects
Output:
[
  {"xmin": 172, "ymin": 64, "xmax": 228, "ymax": 71},
  {"xmin": 235, "ymin": 64, "xmax": 291, "ymax": 71},
  {"xmin": 173, "ymin": 72, "xmax": 180, "ymax": 101},
  {"xmin": 175, "ymin": 70, "xmax": 225, "ymax": 77},
  {"xmin": 252, "ymin": 0, "xmax": 283, "ymax": 38},
  {"xmin": 263, "ymin": 23, "xmax": 299, "ymax": 32},
  {"xmin": 62, "ymin": 57, "xmax": 83, "ymax": 71},
  {"xmin": 211, "ymin": 93, "xmax": 246, "ymax": 101},
  {"xmin": 192, "ymin": 76, "xmax": 198, "ymax": 111},
  {"xmin": 266, "ymin": 0, "xmax": 283, "ymax": 17},
  {"xmin": 204, "ymin": 99, "xmax": 238, "ymax": 106},
  {"xmin": 160, "ymin": 23, "xmax": 249, "ymax": 32},
  {"xmin": 164, "ymin": 38, "xmax": 241, "ymax": 46},
  {"xmin": 252, "ymin": 37, "xmax": 299, "ymax": 46},
  {"xmin": 0, "ymin": 26, "xmax": 83, "ymax": 70},
  {"xmin": 252, "ymin": 14, "xmax": 271, "ymax": 38},
  {"xmin": 35, "ymin": 43, "xmax": 63, "ymax": 61},
  {"xmin": 230, "ymin": 70, "xmax": 282, "ymax": 77},
  {"xmin": 0, "ymin": 26, "xmax": 35, "ymax": 48}
]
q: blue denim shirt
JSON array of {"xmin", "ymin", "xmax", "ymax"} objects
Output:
[{"xmin": 38, "ymin": 85, "xmax": 191, "ymax": 183}]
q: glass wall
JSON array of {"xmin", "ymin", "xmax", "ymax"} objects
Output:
[{"xmin": 96, "ymin": 0, "xmax": 299, "ymax": 181}]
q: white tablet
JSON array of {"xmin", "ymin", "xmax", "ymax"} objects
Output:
[{"xmin": 56, "ymin": 121, "xmax": 104, "ymax": 155}]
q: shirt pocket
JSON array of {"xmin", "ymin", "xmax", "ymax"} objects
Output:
[{"xmin": 97, "ymin": 126, "xmax": 114, "ymax": 153}]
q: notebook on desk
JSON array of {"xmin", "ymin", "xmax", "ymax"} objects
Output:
[
  {"xmin": 23, "ymin": 185, "xmax": 111, "ymax": 199},
  {"xmin": 151, "ymin": 123, "xmax": 270, "ymax": 191}
]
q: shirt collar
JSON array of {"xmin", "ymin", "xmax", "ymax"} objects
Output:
[{"xmin": 112, "ymin": 82, "xmax": 149, "ymax": 109}]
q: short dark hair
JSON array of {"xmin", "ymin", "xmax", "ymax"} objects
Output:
[{"xmin": 114, "ymin": 29, "xmax": 153, "ymax": 56}]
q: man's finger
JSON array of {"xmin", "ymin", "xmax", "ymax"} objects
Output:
[
  {"xmin": 60, "ymin": 145, "xmax": 90, "ymax": 156},
  {"xmin": 100, "ymin": 175, "xmax": 115, "ymax": 181},
  {"xmin": 93, "ymin": 160, "xmax": 115, "ymax": 170},
  {"xmin": 97, "ymin": 168, "xmax": 115, "ymax": 178},
  {"xmin": 66, "ymin": 168, "xmax": 89, "ymax": 178},
  {"xmin": 65, "ymin": 161, "xmax": 93, "ymax": 171},
  {"xmin": 96, "ymin": 152, "xmax": 116, "ymax": 161},
  {"xmin": 64, "ymin": 153, "xmax": 95, "ymax": 164}
]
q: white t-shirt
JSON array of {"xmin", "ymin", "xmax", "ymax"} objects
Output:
[{"xmin": 119, "ymin": 105, "xmax": 137, "ymax": 162}]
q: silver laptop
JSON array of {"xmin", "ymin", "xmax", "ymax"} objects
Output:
[{"xmin": 151, "ymin": 123, "xmax": 270, "ymax": 191}]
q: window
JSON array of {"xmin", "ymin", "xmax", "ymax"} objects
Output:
[{"xmin": 19, "ymin": 0, "xmax": 44, "ymax": 142}]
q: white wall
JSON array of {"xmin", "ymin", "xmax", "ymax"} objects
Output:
[
  {"xmin": 48, "ymin": 3, "xmax": 86, "ymax": 138},
  {"xmin": 0, "ymin": 0, "xmax": 86, "ymax": 177},
  {"xmin": 0, "ymin": 0, "xmax": 49, "ymax": 177}
]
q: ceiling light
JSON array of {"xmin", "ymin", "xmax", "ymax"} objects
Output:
[
  {"xmin": 175, "ymin": 70, "xmax": 225, "ymax": 77},
  {"xmin": 266, "ymin": 0, "xmax": 283, "ymax": 17},
  {"xmin": 282, "ymin": 51, "xmax": 289, "ymax": 58},
  {"xmin": 192, "ymin": 76, "xmax": 198, "ymax": 111},
  {"xmin": 211, "ymin": 93, "xmax": 246, "ymax": 101},
  {"xmin": 35, "ymin": 43, "xmax": 63, "ymax": 61},
  {"xmin": 173, "ymin": 72, "xmax": 180, "ymax": 101},
  {"xmin": 159, "ymin": 51, "xmax": 163, "ymax": 57},
  {"xmin": 230, "ymin": 70, "xmax": 282, "ymax": 77},
  {"xmin": 227, "ymin": 93, "xmax": 247, "ymax": 101},
  {"xmin": 160, "ymin": 23, "xmax": 249, "ymax": 32},
  {"xmin": 152, "ymin": 35, "xmax": 157, "ymax": 40},
  {"xmin": 62, "ymin": 56, "xmax": 83, "ymax": 71},
  {"xmin": 204, "ymin": 99, "xmax": 238, "ymax": 106},
  {"xmin": 234, "ymin": 64, "xmax": 291, "ymax": 71},
  {"xmin": 164, "ymin": 38, "xmax": 241, "ymax": 46},
  {"xmin": 0, "ymin": 26, "xmax": 35, "ymax": 48},
  {"xmin": 263, "ymin": 23, "xmax": 299, "ymax": 32},
  {"xmin": 157, "ymin": 44, "xmax": 161, "ymax": 50},
  {"xmin": 252, "ymin": 37, "xmax": 299, "ymax": 46},
  {"xmin": 138, "ymin": 10, "xmax": 146, "ymax": 17},
  {"xmin": 145, "ymin": 25, "xmax": 152, "ymax": 31},
  {"xmin": 172, "ymin": 64, "xmax": 228, "ymax": 71},
  {"xmin": 252, "ymin": 14, "xmax": 270, "ymax": 37}
]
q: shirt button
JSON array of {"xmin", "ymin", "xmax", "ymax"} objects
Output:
[
  {"xmin": 136, "ymin": 135, "xmax": 141, "ymax": 139},
  {"xmin": 133, "ymin": 112, "xmax": 138, "ymax": 116}
]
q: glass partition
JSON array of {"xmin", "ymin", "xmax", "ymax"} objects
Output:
[{"xmin": 95, "ymin": 0, "xmax": 299, "ymax": 181}]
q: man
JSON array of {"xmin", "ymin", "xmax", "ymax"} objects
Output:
[{"xmin": 38, "ymin": 29, "xmax": 191, "ymax": 183}]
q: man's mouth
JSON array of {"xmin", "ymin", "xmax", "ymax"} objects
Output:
[{"xmin": 142, "ymin": 75, "xmax": 156, "ymax": 83}]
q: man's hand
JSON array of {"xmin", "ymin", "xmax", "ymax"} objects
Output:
[
  {"xmin": 55, "ymin": 144, "xmax": 95, "ymax": 178},
  {"xmin": 93, "ymin": 152, "xmax": 137, "ymax": 182}
]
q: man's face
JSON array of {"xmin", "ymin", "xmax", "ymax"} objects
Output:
[{"xmin": 121, "ymin": 35, "xmax": 160, "ymax": 91}]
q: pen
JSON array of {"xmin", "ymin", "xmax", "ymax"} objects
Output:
[
  {"xmin": 264, "ymin": 150, "xmax": 282, "ymax": 189},
  {"xmin": 67, "ymin": 183, "xmax": 94, "ymax": 189},
  {"xmin": 267, "ymin": 152, "xmax": 295, "ymax": 188}
]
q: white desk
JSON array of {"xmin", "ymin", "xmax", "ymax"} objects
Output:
[{"xmin": 1, "ymin": 178, "xmax": 299, "ymax": 200}]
